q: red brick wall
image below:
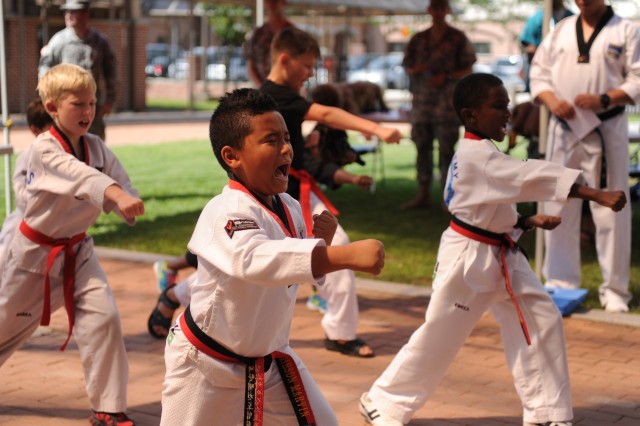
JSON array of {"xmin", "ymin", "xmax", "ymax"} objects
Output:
[{"xmin": 1, "ymin": 16, "xmax": 147, "ymax": 114}]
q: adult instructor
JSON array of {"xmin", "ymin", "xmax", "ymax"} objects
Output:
[
  {"xmin": 530, "ymin": 0, "xmax": 639, "ymax": 312},
  {"xmin": 39, "ymin": 0, "xmax": 117, "ymax": 140}
]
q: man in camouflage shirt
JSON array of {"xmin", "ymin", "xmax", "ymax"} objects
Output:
[
  {"xmin": 243, "ymin": 0, "xmax": 294, "ymax": 87},
  {"xmin": 39, "ymin": 0, "xmax": 116, "ymax": 140},
  {"xmin": 402, "ymin": 0, "xmax": 476, "ymax": 209}
]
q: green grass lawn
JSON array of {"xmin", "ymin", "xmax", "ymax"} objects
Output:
[{"xmin": 1, "ymin": 135, "xmax": 638, "ymax": 311}]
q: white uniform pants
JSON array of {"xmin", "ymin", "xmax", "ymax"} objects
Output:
[
  {"xmin": 173, "ymin": 272, "xmax": 195, "ymax": 307},
  {"xmin": 161, "ymin": 324, "xmax": 338, "ymax": 426},
  {"xmin": 542, "ymin": 116, "xmax": 631, "ymax": 306},
  {"xmin": 310, "ymin": 193, "xmax": 359, "ymax": 341},
  {"xmin": 368, "ymin": 252, "xmax": 573, "ymax": 425},
  {"xmin": 0, "ymin": 245, "xmax": 129, "ymax": 412}
]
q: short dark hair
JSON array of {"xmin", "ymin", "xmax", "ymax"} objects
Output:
[
  {"xmin": 453, "ymin": 73, "xmax": 504, "ymax": 122},
  {"xmin": 271, "ymin": 27, "xmax": 321, "ymax": 63},
  {"xmin": 209, "ymin": 88, "xmax": 279, "ymax": 172},
  {"xmin": 26, "ymin": 99, "xmax": 53, "ymax": 131}
]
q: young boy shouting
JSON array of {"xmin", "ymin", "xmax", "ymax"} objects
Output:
[
  {"xmin": 359, "ymin": 73, "xmax": 626, "ymax": 426},
  {"xmin": 0, "ymin": 64, "xmax": 144, "ymax": 426},
  {"xmin": 160, "ymin": 88, "xmax": 385, "ymax": 426}
]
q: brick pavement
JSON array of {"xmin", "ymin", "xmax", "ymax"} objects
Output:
[{"xmin": 1, "ymin": 255, "xmax": 639, "ymax": 426}]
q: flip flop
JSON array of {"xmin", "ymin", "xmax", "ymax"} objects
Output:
[
  {"xmin": 147, "ymin": 285, "xmax": 180, "ymax": 339},
  {"xmin": 323, "ymin": 337, "xmax": 375, "ymax": 358}
]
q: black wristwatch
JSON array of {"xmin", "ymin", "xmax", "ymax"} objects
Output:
[{"xmin": 600, "ymin": 93, "xmax": 611, "ymax": 109}]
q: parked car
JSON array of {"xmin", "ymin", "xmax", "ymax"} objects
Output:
[
  {"xmin": 473, "ymin": 56, "xmax": 526, "ymax": 96},
  {"xmin": 145, "ymin": 55, "xmax": 171, "ymax": 78},
  {"xmin": 347, "ymin": 52, "xmax": 408, "ymax": 90},
  {"xmin": 167, "ymin": 58, "xmax": 189, "ymax": 80},
  {"xmin": 344, "ymin": 53, "xmax": 380, "ymax": 81},
  {"xmin": 494, "ymin": 55, "xmax": 526, "ymax": 94}
]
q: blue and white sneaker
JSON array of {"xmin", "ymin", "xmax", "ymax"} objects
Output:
[
  {"xmin": 153, "ymin": 260, "xmax": 177, "ymax": 293},
  {"xmin": 306, "ymin": 293, "xmax": 327, "ymax": 314}
]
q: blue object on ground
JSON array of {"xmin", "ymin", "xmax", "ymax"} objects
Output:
[{"xmin": 546, "ymin": 286, "xmax": 589, "ymax": 316}]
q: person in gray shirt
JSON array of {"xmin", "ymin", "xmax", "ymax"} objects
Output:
[{"xmin": 39, "ymin": 0, "xmax": 116, "ymax": 140}]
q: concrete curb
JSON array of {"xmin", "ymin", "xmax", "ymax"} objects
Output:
[{"xmin": 94, "ymin": 246, "xmax": 640, "ymax": 328}]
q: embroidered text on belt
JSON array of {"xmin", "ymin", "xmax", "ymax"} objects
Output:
[
  {"xmin": 450, "ymin": 216, "xmax": 531, "ymax": 346},
  {"xmin": 19, "ymin": 220, "xmax": 86, "ymax": 351},
  {"xmin": 289, "ymin": 169, "xmax": 339, "ymax": 237},
  {"xmin": 180, "ymin": 306, "xmax": 317, "ymax": 426}
]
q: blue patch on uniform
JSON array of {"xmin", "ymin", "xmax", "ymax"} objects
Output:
[
  {"xmin": 607, "ymin": 44, "xmax": 623, "ymax": 59},
  {"xmin": 444, "ymin": 159, "xmax": 457, "ymax": 206}
]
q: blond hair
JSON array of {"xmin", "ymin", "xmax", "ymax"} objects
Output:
[{"xmin": 37, "ymin": 63, "xmax": 97, "ymax": 104}]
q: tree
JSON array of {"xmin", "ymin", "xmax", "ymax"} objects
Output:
[{"xmin": 203, "ymin": 5, "xmax": 253, "ymax": 47}]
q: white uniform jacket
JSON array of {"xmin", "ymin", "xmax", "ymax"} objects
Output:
[
  {"xmin": 530, "ymin": 13, "xmax": 640, "ymax": 118},
  {"xmin": 14, "ymin": 130, "xmax": 138, "ymax": 275},
  {"xmin": 187, "ymin": 183, "xmax": 325, "ymax": 358},
  {"xmin": 440, "ymin": 137, "xmax": 582, "ymax": 293}
]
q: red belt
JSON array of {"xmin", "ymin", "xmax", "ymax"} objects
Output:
[
  {"xmin": 180, "ymin": 307, "xmax": 316, "ymax": 426},
  {"xmin": 289, "ymin": 169, "xmax": 339, "ymax": 237},
  {"xmin": 19, "ymin": 220, "xmax": 86, "ymax": 351},
  {"xmin": 450, "ymin": 216, "xmax": 531, "ymax": 346}
]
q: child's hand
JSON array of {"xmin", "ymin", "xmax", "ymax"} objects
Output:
[
  {"xmin": 348, "ymin": 239, "xmax": 385, "ymax": 275},
  {"xmin": 116, "ymin": 192, "xmax": 145, "ymax": 220},
  {"xmin": 525, "ymin": 214, "xmax": 561, "ymax": 230},
  {"xmin": 312, "ymin": 210, "xmax": 338, "ymax": 245},
  {"xmin": 352, "ymin": 175, "xmax": 373, "ymax": 191},
  {"xmin": 595, "ymin": 190, "xmax": 627, "ymax": 212},
  {"xmin": 376, "ymin": 125, "xmax": 402, "ymax": 144}
]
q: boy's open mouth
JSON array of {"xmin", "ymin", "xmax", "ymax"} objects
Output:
[{"xmin": 275, "ymin": 163, "xmax": 290, "ymax": 179}]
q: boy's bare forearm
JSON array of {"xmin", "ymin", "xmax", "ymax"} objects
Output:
[
  {"xmin": 311, "ymin": 240, "xmax": 384, "ymax": 277},
  {"xmin": 309, "ymin": 104, "xmax": 401, "ymax": 143},
  {"xmin": 568, "ymin": 184, "xmax": 627, "ymax": 212}
]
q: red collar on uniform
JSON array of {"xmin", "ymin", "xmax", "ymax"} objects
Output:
[
  {"xmin": 228, "ymin": 179, "xmax": 299, "ymax": 238},
  {"xmin": 463, "ymin": 131, "xmax": 484, "ymax": 140}
]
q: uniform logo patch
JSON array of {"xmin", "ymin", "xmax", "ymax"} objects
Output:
[
  {"xmin": 607, "ymin": 44, "xmax": 623, "ymax": 59},
  {"xmin": 225, "ymin": 219, "xmax": 259, "ymax": 238}
]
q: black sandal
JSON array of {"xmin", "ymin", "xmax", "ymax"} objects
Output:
[
  {"xmin": 147, "ymin": 286, "xmax": 180, "ymax": 339},
  {"xmin": 324, "ymin": 337, "xmax": 375, "ymax": 358}
]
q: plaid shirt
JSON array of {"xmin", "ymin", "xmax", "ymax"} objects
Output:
[{"xmin": 403, "ymin": 26, "xmax": 476, "ymax": 124}]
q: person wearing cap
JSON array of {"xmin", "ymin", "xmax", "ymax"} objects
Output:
[{"xmin": 39, "ymin": 0, "xmax": 117, "ymax": 141}]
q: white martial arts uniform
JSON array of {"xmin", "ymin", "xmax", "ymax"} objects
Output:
[
  {"xmin": 367, "ymin": 136, "xmax": 582, "ymax": 425},
  {"xmin": 530, "ymin": 10, "xmax": 640, "ymax": 308},
  {"xmin": 0, "ymin": 148, "xmax": 31, "ymax": 276},
  {"xmin": 310, "ymin": 192, "xmax": 359, "ymax": 341},
  {"xmin": 0, "ymin": 128, "xmax": 138, "ymax": 413},
  {"xmin": 161, "ymin": 181, "xmax": 338, "ymax": 426}
]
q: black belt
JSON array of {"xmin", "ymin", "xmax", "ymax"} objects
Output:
[
  {"xmin": 553, "ymin": 105, "xmax": 624, "ymax": 188},
  {"xmin": 181, "ymin": 306, "xmax": 317, "ymax": 426},
  {"xmin": 597, "ymin": 105, "xmax": 625, "ymax": 121}
]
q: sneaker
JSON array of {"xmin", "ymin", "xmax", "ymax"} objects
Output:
[
  {"xmin": 359, "ymin": 392, "xmax": 404, "ymax": 426},
  {"xmin": 306, "ymin": 293, "xmax": 327, "ymax": 314},
  {"xmin": 90, "ymin": 411, "xmax": 135, "ymax": 426},
  {"xmin": 604, "ymin": 298, "xmax": 629, "ymax": 313},
  {"xmin": 524, "ymin": 422, "xmax": 572, "ymax": 426},
  {"xmin": 153, "ymin": 260, "xmax": 176, "ymax": 293}
]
